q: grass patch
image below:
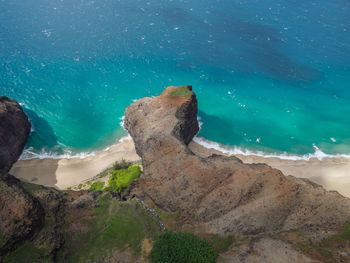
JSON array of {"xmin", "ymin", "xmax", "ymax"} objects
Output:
[
  {"xmin": 76, "ymin": 160, "xmax": 141, "ymax": 193},
  {"xmin": 3, "ymin": 242, "xmax": 53, "ymax": 263},
  {"xmin": 340, "ymin": 221, "xmax": 350, "ymax": 239},
  {"xmin": 63, "ymin": 193, "xmax": 161, "ymax": 262},
  {"xmin": 167, "ymin": 86, "xmax": 193, "ymax": 98},
  {"xmin": 199, "ymin": 234, "xmax": 234, "ymax": 253},
  {"xmin": 106, "ymin": 164, "xmax": 141, "ymax": 193},
  {"xmin": 113, "ymin": 159, "xmax": 132, "ymax": 170},
  {"xmin": 88, "ymin": 181, "xmax": 105, "ymax": 192},
  {"xmin": 0, "ymin": 181, "xmax": 7, "ymax": 191},
  {"xmin": 277, "ymin": 221, "xmax": 350, "ymax": 262},
  {"xmin": 21, "ymin": 182, "xmax": 42, "ymax": 195},
  {"xmin": 156, "ymin": 209, "xmax": 183, "ymax": 231},
  {"xmin": 150, "ymin": 232, "xmax": 218, "ymax": 263}
]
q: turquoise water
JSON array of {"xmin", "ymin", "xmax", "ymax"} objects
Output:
[{"xmin": 1, "ymin": 0, "xmax": 350, "ymax": 158}]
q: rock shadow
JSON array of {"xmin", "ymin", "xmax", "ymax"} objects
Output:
[
  {"xmin": 11, "ymin": 108, "xmax": 59, "ymax": 187},
  {"xmin": 23, "ymin": 108, "xmax": 59, "ymax": 151},
  {"xmin": 10, "ymin": 158, "xmax": 59, "ymax": 188},
  {"xmin": 197, "ymin": 110, "xmax": 244, "ymax": 144}
]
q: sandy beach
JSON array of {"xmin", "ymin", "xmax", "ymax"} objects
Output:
[
  {"xmin": 10, "ymin": 138, "xmax": 350, "ymax": 198},
  {"xmin": 10, "ymin": 138, "xmax": 141, "ymax": 189}
]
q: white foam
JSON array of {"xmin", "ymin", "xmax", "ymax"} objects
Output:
[
  {"xmin": 197, "ymin": 116, "xmax": 203, "ymax": 131},
  {"xmin": 19, "ymin": 135, "xmax": 132, "ymax": 160},
  {"xmin": 19, "ymin": 117, "xmax": 131, "ymax": 161},
  {"xmin": 193, "ymin": 137, "xmax": 350, "ymax": 161}
]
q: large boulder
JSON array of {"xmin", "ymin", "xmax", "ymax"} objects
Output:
[
  {"xmin": 0, "ymin": 96, "xmax": 31, "ymax": 173},
  {"xmin": 125, "ymin": 85, "xmax": 350, "ymax": 235}
]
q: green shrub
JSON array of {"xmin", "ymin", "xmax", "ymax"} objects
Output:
[
  {"xmin": 107, "ymin": 165, "xmax": 141, "ymax": 193},
  {"xmin": 88, "ymin": 181, "xmax": 105, "ymax": 192},
  {"xmin": 167, "ymin": 86, "xmax": 193, "ymax": 98},
  {"xmin": 113, "ymin": 159, "xmax": 132, "ymax": 170},
  {"xmin": 150, "ymin": 232, "xmax": 218, "ymax": 263},
  {"xmin": 341, "ymin": 221, "xmax": 350, "ymax": 240}
]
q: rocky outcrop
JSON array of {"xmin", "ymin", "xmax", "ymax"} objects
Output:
[
  {"xmin": 0, "ymin": 96, "xmax": 31, "ymax": 173},
  {"xmin": 0, "ymin": 96, "xmax": 162, "ymax": 263},
  {"xmin": 125, "ymin": 85, "xmax": 350, "ymax": 236},
  {"xmin": 0, "ymin": 97, "xmax": 44, "ymax": 258},
  {"xmin": 0, "ymin": 173, "xmax": 44, "ymax": 257}
]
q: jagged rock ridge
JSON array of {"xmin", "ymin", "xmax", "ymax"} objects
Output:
[{"xmin": 125, "ymin": 85, "xmax": 350, "ymax": 235}]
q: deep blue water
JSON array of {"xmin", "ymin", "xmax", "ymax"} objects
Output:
[{"xmin": 1, "ymin": 0, "xmax": 350, "ymax": 158}]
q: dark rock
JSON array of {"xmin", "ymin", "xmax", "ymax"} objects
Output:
[
  {"xmin": 0, "ymin": 96, "xmax": 31, "ymax": 172},
  {"xmin": 0, "ymin": 173, "xmax": 44, "ymax": 257}
]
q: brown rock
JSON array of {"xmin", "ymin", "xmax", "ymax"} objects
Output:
[
  {"xmin": 125, "ymin": 85, "xmax": 350, "ymax": 235},
  {"xmin": 0, "ymin": 173, "xmax": 44, "ymax": 257},
  {"xmin": 0, "ymin": 96, "xmax": 31, "ymax": 173},
  {"xmin": 0, "ymin": 96, "xmax": 45, "ymax": 258}
]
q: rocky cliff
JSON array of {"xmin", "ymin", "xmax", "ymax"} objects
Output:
[
  {"xmin": 0, "ymin": 97, "xmax": 44, "ymax": 257},
  {"xmin": 125, "ymin": 85, "xmax": 350, "ymax": 261},
  {"xmin": 0, "ymin": 96, "xmax": 31, "ymax": 173},
  {"xmin": 1, "ymin": 88, "xmax": 350, "ymax": 262},
  {"xmin": 0, "ymin": 96, "xmax": 161, "ymax": 262}
]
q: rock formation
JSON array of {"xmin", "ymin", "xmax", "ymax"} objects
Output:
[
  {"xmin": 0, "ymin": 96, "xmax": 31, "ymax": 173},
  {"xmin": 0, "ymin": 96, "xmax": 161, "ymax": 262},
  {"xmin": 1, "ymin": 88, "xmax": 350, "ymax": 262},
  {"xmin": 0, "ymin": 97, "xmax": 44, "ymax": 257},
  {"xmin": 125, "ymin": 85, "xmax": 350, "ymax": 236}
]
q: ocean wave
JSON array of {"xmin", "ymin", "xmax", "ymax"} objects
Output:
[
  {"xmin": 19, "ymin": 135, "xmax": 132, "ymax": 160},
  {"xmin": 18, "ymin": 113, "xmax": 350, "ymax": 161},
  {"xmin": 193, "ymin": 137, "xmax": 350, "ymax": 161}
]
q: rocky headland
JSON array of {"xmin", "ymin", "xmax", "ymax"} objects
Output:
[
  {"xmin": 125, "ymin": 85, "xmax": 350, "ymax": 262},
  {"xmin": 1, "ymin": 87, "xmax": 350, "ymax": 262}
]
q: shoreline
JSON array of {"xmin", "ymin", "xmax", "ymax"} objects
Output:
[
  {"xmin": 10, "ymin": 137, "xmax": 350, "ymax": 198},
  {"xmin": 10, "ymin": 138, "xmax": 141, "ymax": 189}
]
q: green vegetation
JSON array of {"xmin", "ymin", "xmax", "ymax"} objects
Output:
[
  {"xmin": 341, "ymin": 221, "xmax": 350, "ymax": 239},
  {"xmin": 157, "ymin": 209, "xmax": 183, "ymax": 231},
  {"xmin": 3, "ymin": 242, "xmax": 53, "ymax": 263},
  {"xmin": 276, "ymin": 221, "xmax": 350, "ymax": 262},
  {"xmin": 105, "ymin": 164, "xmax": 141, "ymax": 193},
  {"xmin": 314, "ymin": 221, "xmax": 350, "ymax": 259},
  {"xmin": 150, "ymin": 232, "xmax": 218, "ymax": 263},
  {"xmin": 0, "ymin": 181, "xmax": 7, "ymax": 191},
  {"xmin": 198, "ymin": 233, "xmax": 234, "ymax": 253},
  {"xmin": 74, "ymin": 160, "xmax": 141, "ymax": 193},
  {"xmin": 64, "ymin": 193, "xmax": 161, "ymax": 262},
  {"xmin": 21, "ymin": 182, "xmax": 42, "ymax": 195},
  {"xmin": 167, "ymin": 86, "xmax": 193, "ymax": 98},
  {"xmin": 88, "ymin": 181, "xmax": 105, "ymax": 192},
  {"xmin": 113, "ymin": 159, "xmax": 132, "ymax": 170}
]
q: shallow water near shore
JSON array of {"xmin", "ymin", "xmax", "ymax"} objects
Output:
[{"xmin": 1, "ymin": 0, "xmax": 350, "ymax": 158}]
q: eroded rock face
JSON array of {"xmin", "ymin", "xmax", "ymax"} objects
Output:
[
  {"xmin": 0, "ymin": 96, "xmax": 31, "ymax": 173},
  {"xmin": 0, "ymin": 96, "xmax": 44, "ymax": 258},
  {"xmin": 125, "ymin": 85, "xmax": 350, "ymax": 235},
  {"xmin": 0, "ymin": 174, "xmax": 44, "ymax": 257}
]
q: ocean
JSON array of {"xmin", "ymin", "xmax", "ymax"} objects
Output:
[{"xmin": 1, "ymin": 0, "xmax": 350, "ymax": 160}]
